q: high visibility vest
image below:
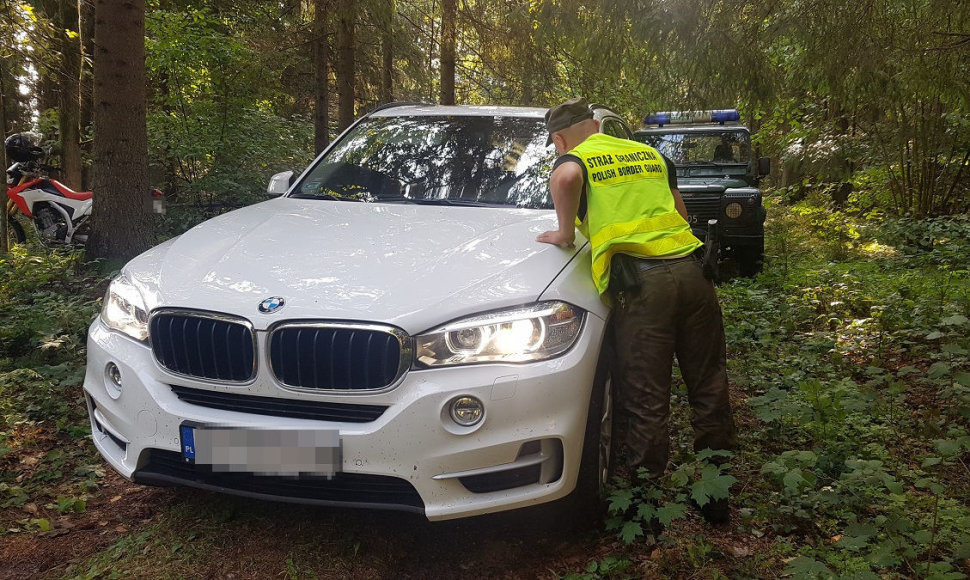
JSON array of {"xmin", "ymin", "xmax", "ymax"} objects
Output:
[{"xmin": 569, "ymin": 134, "xmax": 702, "ymax": 295}]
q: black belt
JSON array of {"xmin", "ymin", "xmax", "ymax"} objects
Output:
[{"xmin": 634, "ymin": 254, "xmax": 696, "ymax": 272}]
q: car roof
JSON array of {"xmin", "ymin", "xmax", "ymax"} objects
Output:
[
  {"xmin": 368, "ymin": 103, "xmax": 627, "ymax": 120},
  {"xmin": 635, "ymin": 125, "xmax": 749, "ymax": 135},
  {"xmin": 369, "ymin": 104, "xmax": 548, "ymax": 118}
]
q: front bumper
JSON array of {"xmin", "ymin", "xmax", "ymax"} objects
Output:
[{"xmin": 84, "ymin": 314, "xmax": 606, "ymax": 521}]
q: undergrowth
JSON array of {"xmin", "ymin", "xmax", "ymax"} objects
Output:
[
  {"xmin": 604, "ymin": 199, "xmax": 970, "ymax": 579},
  {"xmin": 0, "ymin": 245, "xmax": 107, "ymax": 535}
]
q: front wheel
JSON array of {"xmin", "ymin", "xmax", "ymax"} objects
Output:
[
  {"xmin": 5, "ymin": 216, "xmax": 26, "ymax": 245},
  {"xmin": 736, "ymin": 241, "xmax": 764, "ymax": 277},
  {"xmin": 554, "ymin": 342, "xmax": 616, "ymax": 529}
]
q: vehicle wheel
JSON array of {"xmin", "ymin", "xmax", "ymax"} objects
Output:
[
  {"xmin": 6, "ymin": 217, "xmax": 26, "ymax": 245},
  {"xmin": 558, "ymin": 342, "xmax": 616, "ymax": 529},
  {"xmin": 736, "ymin": 241, "xmax": 764, "ymax": 277}
]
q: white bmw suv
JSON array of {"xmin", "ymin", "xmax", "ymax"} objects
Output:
[{"xmin": 85, "ymin": 103, "xmax": 636, "ymax": 521}]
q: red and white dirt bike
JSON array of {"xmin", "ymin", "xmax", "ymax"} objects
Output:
[
  {"xmin": 5, "ymin": 134, "xmax": 92, "ymax": 246},
  {"xmin": 4, "ymin": 134, "xmax": 162, "ymax": 247}
]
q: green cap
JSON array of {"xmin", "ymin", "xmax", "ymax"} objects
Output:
[{"xmin": 545, "ymin": 97, "xmax": 593, "ymax": 145}]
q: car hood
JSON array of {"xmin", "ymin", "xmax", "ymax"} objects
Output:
[
  {"xmin": 126, "ymin": 198, "xmax": 585, "ymax": 333},
  {"xmin": 678, "ymin": 176, "xmax": 751, "ymax": 190}
]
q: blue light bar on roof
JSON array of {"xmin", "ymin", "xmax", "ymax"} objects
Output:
[{"xmin": 643, "ymin": 109, "xmax": 741, "ymax": 126}]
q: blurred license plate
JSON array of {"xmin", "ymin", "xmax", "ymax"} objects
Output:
[{"xmin": 180, "ymin": 425, "xmax": 341, "ymax": 477}]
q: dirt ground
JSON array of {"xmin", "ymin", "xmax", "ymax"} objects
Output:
[
  {"xmin": 0, "ymin": 391, "xmax": 773, "ymax": 580},
  {"xmin": 0, "ymin": 462, "xmax": 778, "ymax": 580},
  {"xmin": 0, "ymin": 372, "xmax": 776, "ymax": 579}
]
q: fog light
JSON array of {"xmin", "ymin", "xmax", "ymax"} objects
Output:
[
  {"xmin": 104, "ymin": 363, "xmax": 123, "ymax": 399},
  {"xmin": 106, "ymin": 363, "xmax": 122, "ymax": 387},
  {"xmin": 725, "ymin": 202, "xmax": 743, "ymax": 219},
  {"xmin": 450, "ymin": 396, "xmax": 484, "ymax": 426}
]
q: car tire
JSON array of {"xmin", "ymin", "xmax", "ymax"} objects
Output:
[
  {"xmin": 554, "ymin": 341, "xmax": 616, "ymax": 530},
  {"xmin": 736, "ymin": 241, "xmax": 764, "ymax": 277}
]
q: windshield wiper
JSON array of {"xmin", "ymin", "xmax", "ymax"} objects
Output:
[
  {"xmin": 291, "ymin": 192, "xmax": 364, "ymax": 202},
  {"xmin": 382, "ymin": 197, "xmax": 490, "ymax": 207}
]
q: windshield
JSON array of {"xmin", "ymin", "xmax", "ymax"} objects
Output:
[
  {"xmin": 637, "ymin": 130, "xmax": 750, "ymax": 165},
  {"xmin": 292, "ymin": 115, "xmax": 556, "ymax": 208}
]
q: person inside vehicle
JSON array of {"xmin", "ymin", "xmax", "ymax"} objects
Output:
[{"xmin": 713, "ymin": 134, "xmax": 735, "ymax": 162}]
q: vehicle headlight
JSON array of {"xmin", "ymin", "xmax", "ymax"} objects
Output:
[
  {"xmin": 415, "ymin": 301, "xmax": 584, "ymax": 368},
  {"xmin": 100, "ymin": 276, "xmax": 149, "ymax": 341}
]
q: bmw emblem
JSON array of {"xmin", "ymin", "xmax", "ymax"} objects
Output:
[{"xmin": 258, "ymin": 296, "xmax": 285, "ymax": 314}]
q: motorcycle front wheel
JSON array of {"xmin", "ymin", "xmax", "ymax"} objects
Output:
[{"xmin": 4, "ymin": 217, "xmax": 26, "ymax": 245}]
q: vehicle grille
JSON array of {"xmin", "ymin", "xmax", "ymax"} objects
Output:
[
  {"xmin": 683, "ymin": 195, "xmax": 721, "ymax": 222},
  {"xmin": 135, "ymin": 449, "xmax": 424, "ymax": 512},
  {"xmin": 170, "ymin": 385, "xmax": 388, "ymax": 423},
  {"xmin": 269, "ymin": 324, "xmax": 408, "ymax": 391},
  {"xmin": 150, "ymin": 311, "xmax": 256, "ymax": 382}
]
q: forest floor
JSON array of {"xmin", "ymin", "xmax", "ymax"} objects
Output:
[{"xmin": 0, "ymin": 440, "xmax": 779, "ymax": 580}]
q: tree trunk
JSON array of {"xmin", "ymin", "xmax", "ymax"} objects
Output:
[
  {"xmin": 313, "ymin": 0, "xmax": 330, "ymax": 154},
  {"xmin": 336, "ymin": 0, "xmax": 355, "ymax": 131},
  {"xmin": 36, "ymin": 0, "xmax": 62, "ymax": 121},
  {"xmin": 439, "ymin": 0, "xmax": 456, "ymax": 105},
  {"xmin": 379, "ymin": 0, "xmax": 394, "ymax": 103},
  {"xmin": 80, "ymin": 0, "xmax": 96, "ymax": 188},
  {"xmin": 1, "ymin": 54, "xmax": 28, "ymax": 134},
  {"xmin": 1, "ymin": 61, "xmax": 9, "ymax": 255},
  {"xmin": 59, "ymin": 0, "xmax": 83, "ymax": 190},
  {"xmin": 86, "ymin": 0, "xmax": 153, "ymax": 261}
]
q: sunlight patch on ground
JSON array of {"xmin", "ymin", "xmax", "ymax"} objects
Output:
[{"xmin": 858, "ymin": 240, "xmax": 898, "ymax": 258}]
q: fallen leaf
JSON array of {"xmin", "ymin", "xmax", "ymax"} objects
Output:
[
  {"xmin": 830, "ymin": 534, "xmax": 842, "ymax": 542},
  {"xmin": 110, "ymin": 495, "xmax": 122, "ymax": 503}
]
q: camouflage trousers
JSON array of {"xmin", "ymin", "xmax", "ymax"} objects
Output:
[{"xmin": 612, "ymin": 254, "xmax": 737, "ymax": 480}]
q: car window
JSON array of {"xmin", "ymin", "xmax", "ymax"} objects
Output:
[
  {"xmin": 292, "ymin": 116, "xmax": 557, "ymax": 209},
  {"xmin": 637, "ymin": 131, "xmax": 750, "ymax": 165},
  {"xmin": 601, "ymin": 118, "xmax": 633, "ymax": 140}
]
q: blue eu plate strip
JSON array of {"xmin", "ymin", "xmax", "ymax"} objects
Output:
[{"xmin": 180, "ymin": 425, "xmax": 196, "ymax": 461}]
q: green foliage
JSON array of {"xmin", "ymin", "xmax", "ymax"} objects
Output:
[
  {"xmin": 145, "ymin": 5, "xmax": 315, "ymax": 238},
  {"xmin": 0, "ymin": 246, "xmax": 100, "ymax": 431},
  {"xmin": 718, "ymin": 201, "xmax": 970, "ymax": 577},
  {"xmin": 605, "ymin": 451, "xmax": 734, "ymax": 545},
  {"xmin": 874, "ymin": 216, "xmax": 970, "ymax": 268},
  {"xmin": 562, "ymin": 556, "xmax": 632, "ymax": 580},
  {"xmin": 52, "ymin": 494, "xmax": 87, "ymax": 514}
]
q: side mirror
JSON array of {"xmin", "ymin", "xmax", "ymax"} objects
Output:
[
  {"xmin": 757, "ymin": 157, "xmax": 771, "ymax": 176},
  {"xmin": 267, "ymin": 170, "xmax": 295, "ymax": 196}
]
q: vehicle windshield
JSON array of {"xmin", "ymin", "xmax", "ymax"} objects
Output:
[
  {"xmin": 637, "ymin": 130, "xmax": 750, "ymax": 166},
  {"xmin": 291, "ymin": 115, "xmax": 556, "ymax": 209}
]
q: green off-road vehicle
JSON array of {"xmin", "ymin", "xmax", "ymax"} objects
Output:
[{"xmin": 635, "ymin": 110, "xmax": 769, "ymax": 277}]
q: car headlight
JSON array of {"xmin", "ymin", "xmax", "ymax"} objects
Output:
[
  {"xmin": 724, "ymin": 202, "xmax": 743, "ymax": 219},
  {"xmin": 415, "ymin": 301, "xmax": 584, "ymax": 368},
  {"xmin": 100, "ymin": 276, "xmax": 149, "ymax": 341}
]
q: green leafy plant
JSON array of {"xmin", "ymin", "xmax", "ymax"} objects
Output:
[
  {"xmin": 562, "ymin": 556, "xmax": 632, "ymax": 580},
  {"xmin": 605, "ymin": 450, "xmax": 734, "ymax": 545}
]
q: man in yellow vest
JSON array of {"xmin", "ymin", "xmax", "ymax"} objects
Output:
[{"xmin": 537, "ymin": 97, "xmax": 737, "ymax": 524}]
